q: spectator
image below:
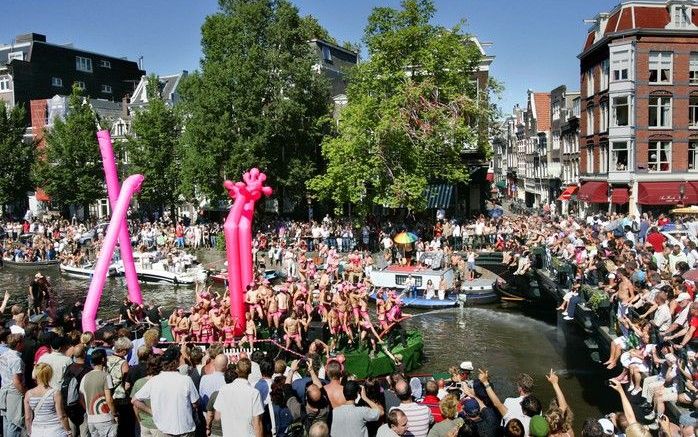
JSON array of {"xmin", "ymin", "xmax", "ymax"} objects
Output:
[
  {"xmin": 37, "ymin": 334, "xmax": 72, "ymax": 390},
  {"xmin": 331, "ymin": 380, "xmax": 382, "ymax": 437},
  {"xmin": 378, "ymin": 408, "xmax": 409, "ymax": 437},
  {"xmin": 131, "ymin": 356, "xmax": 162, "ymax": 437},
  {"xmin": 420, "ymin": 380, "xmax": 443, "ymax": 423},
  {"xmin": 391, "ymin": 379, "xmax": 433, "ymax": 437},
  {"xmin": 205, "ymin": 364, "xmax": 237, "ymax": 437},
  {"xmin": 213, "ymin": 357, "xmax": 263, "ymax": 437},
  {"xmin": 199, "ymin": 354, "xmax": 228, "ymax": 408},
  {"xmin": 80, "ymin": 348, "xmax": 117, "ymax": 437},
  {"xmin": 23, "ymin": 362, "xmax": 71, "ymax": 436},
  {"xmin": 426, "ymin": 395, "xmax": 463, "ymax": 437},
  {"xmin": 0, "ymin": 333, "xmax": 26, "ymax": 437}
]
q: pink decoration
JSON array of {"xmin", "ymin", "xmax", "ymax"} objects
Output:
[
  {"xmin": 224, "ymin": 169, "xmax": 272, "ymax": 334},
  {"xmin": 83, "ymin": 174, "xmax": 144, "ymax": 332},
  {"xmin": 96, "ymin": 130, "xmax": 143, "ymax": 305}
]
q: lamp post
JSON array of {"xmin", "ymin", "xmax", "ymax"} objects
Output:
[
  {"xmin": 679, "ymin": 182, "xmax": 686, "ymax": 208},
  {"xmin": 607, "ymin": 184, "xmax": 614, "ymax": 214}
]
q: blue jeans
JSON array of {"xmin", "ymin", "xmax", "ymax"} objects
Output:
[
  {"xmin": 3, "ymin": 419, "xmax": 22, "ymax": 437},
  {"xmin": 567, "ymin": 295, "xmax": 581, "ymax": 318}
]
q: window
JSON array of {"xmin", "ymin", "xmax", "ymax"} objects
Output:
[
  {"xmin": 690, "ymin": 142, "xmax": 698, "ymax": 171},
  {"xmin": 611, "ymin": 141, "xmax": 629, "ymax": 171},
  {"xmin": 691, "ymin": 96, "xmax": 698, "ymax": 128},
  {"xmin": 649, "ymin": 52, "xmax": 672, "ymax": 84},
  {"xmin": 611, "ymin": 50, "xmax": 630, "ymax": 81},
  {"xmin": 648, "ymin": 141, "xmax": 671, "ymax": 172},
  {"xmin": 322, "ymin": 46, "xmax": 332, "ymax": 63},
  {"xmin": 586, "ymin": 147, "xmax": 594, "ymax": 173},
  {"xmin": 600, "ymin": 102, "xmax": 609, "ymax": 132},
  {"xmin": 649, "ymin": 96, "xmax": 672, "ymax": 128},
  {"xmin": 612, "ymin": 96, "xmax": 629, "ymax": 127},
  {"xmin": 552, "ymin": 103, "xmax": 560, "ymax": 120},
  {"xmin": 600, "ymin": 59, "xmax": 609, "ymax": 90},
  {"xmin": 100, "ymin": 59, "xmax": 111, "ymax": 68},
  {"xmin": 586, "ymin": 68, "xmax": 595, "ymax": 96},
  {"xmin": 0, "ymin": 77, "xmax": 9, "ymax": 91},
  {"xmin": 75, "ymin": 56, "xmax": 93, "ymax": 72},
  {"xmin": 599, "ymin": 143, "xmax": 608, "ymax": 173},
  {"xmin": 7, "ymin": 51, "xmax": 23, "ymax": 62},
  {"xmin": 586, "ymin": 107, "xmax": 594, "ymax": 135},
  {"xmin": 51, "ymin": 77, "xmax": 62, "ymax": 87},
  {"xmin": 691, "ymin": 53, "xmax": 698, "ymax": 85},
  {"xmin": 673, "ymin": 5, "xmax": 691, "ymax": 28},
  {"xmin": 74, "ymin": 81, "xmax": 86, "ymax": 90},
  {"xmin": 101, "ymin": 84, "xmax": 112, "ymax": 94}
]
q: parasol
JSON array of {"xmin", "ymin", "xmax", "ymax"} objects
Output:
[
  {"xmin": 394, "ymin": 232, "xmax": 419, "ymax": 244},
  {"xmin": 671, "ymin": 205, "xmax": 698, "ymax": 215}
]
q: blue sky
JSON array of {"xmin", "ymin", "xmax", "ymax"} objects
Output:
[{"xmin": 2, "ymin": 0, "xmax": 618, "ymax": 113}]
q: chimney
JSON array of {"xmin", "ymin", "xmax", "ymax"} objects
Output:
[{"xmin": 15, "ymin": 33, "xmax": 46, "ymax": 44}]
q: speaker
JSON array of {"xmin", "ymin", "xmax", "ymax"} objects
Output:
[{"xmin": 306, "ymin": 320, "xmax": 328, "ymax": 343}]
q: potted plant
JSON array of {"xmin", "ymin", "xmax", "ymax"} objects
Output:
[{"xmin": 587, "ymin": 288, "xmax": 611, "ymax": 325}]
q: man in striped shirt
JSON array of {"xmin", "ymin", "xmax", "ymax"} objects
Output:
[{"xmin": 389, "ymin": 380, "xmax": 433, "ymax": 437}]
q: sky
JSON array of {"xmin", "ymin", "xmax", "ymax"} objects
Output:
[{"xmin": 2, "ymin": 0, "xmax": 620, "ymax": 113}]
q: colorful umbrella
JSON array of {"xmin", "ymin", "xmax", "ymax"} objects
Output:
[
  {"xmin": 394, "ymin": 232, "xmax": 419, "ymax": 244},
  {"xmin": 671, "ymin": 205, "xmax": 698, "ymax": 215}
]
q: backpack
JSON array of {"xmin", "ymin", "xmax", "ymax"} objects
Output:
[{"xmin": 61, "ymin": 364, "xmax": 89, "ymax": 407}]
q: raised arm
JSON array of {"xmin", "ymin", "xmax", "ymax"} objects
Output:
[
  {"xmin": 478, "ymin": 369, "xmax": 507, "ymax": 417},
  {"xmin": 546, "ymin": 369, "xmax": 569, "ymax": 413}
]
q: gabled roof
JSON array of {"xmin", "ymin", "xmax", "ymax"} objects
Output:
[
  {"xmin": 129, "ymin": 72, "xmax": 187, "ymax": 108},
  {"xmin": 531, "ymin": 92, "xmax": 551, "ymax": 132}
]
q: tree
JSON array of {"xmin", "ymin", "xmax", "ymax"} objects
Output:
[
  {"xmin": 179, "ymin": 0, "xmax": 332, "ymax": 207},
  {"xmin": 33, "ymin": 85, "xmax": 103, "ymax": 215},
  {"xmin": 308, "ymin": 0, "xmax": 497, "ymax": 213},
  {"xmin": 0, "ymin": 102, "xmax": 34, "ymax": 211},
  {"xmin": 126, "ymin": 75, "xmax": 182, "ymax": 217}
]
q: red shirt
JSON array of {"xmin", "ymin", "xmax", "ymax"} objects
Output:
[
  {"xmin": 646, "ymin": 232, "xmax": 666, "ymax": 253},
  {"xmin": 420, "ymin": 395, "xmax": 443, "ymax": 423},
  {"xmin": 691, "ymin": 316, "xmax": 698, "ymax": 340}
]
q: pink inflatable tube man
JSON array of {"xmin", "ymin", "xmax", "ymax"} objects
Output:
[
  {"xmin": 83, "ymin": 174, "xmax": 144, "ymax": 332},
  {"xmin": 224, "ymin": 169, "xmax": 272, "ymax": 334},
  {"xmin": 96, "ymin": 130, "xmax": 143, "ymax": 305}
]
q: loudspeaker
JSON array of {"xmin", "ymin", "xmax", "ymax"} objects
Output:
[{"xmin": 306, "ymin": 320, "xmax": 328, "ymax": 343}]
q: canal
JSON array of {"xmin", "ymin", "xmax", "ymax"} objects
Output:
[{"xmin": 0, "ymin": 257, "xmax": 616, "ymax": 428}]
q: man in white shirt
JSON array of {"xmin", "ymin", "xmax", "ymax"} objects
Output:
[
  {"xmin": 133, "ymin": 347, "xmax": 200, "ymax": 436},
  {"xmin": 214, "ymin": 357, "xmax": 264, "ymax": 437},
  {"xmin": 38, "ymin": 335, "xmax": 72, "ymax": 389},
  {"xmin": 479, "ymin": 371, "xmax": 540, "ymax": 434}
]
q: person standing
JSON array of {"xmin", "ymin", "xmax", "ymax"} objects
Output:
[
  {"xmin": 389, "ymin": 380, "xmax": 432, "ymax": 437},
  {"xmin": 0, "ymin": 334, "xmax": 26, "ymax": 437},
  {"xmin": 213, "ymin": 357, "xmax": 264, "ymax": 437},
  {"xmin": 331, "ymin": 381, "xmax": 382, "ymax": 437},
  {"xmin": 107, "ymin": 336, "xmax": 133, "ymax": 437},
  {"xmin": 79, "ymin": 349, "xmax": 117, "ymax": 437},
  {"xmin": 132, "ymin": 347, "xmax": 200, "ymax": 437},
  {"xmin": 38, "ymin": 335, "xmax": 72, "ymax": 390},
  {"xmin": 23, "ymin": 363, "xmax": 71, "ymax": 436},
  {"xmin": 198, "ymin": 354, "xmax": 228, "ymax": 409},
  {"xmin": 377, "ymin": 409, "xmax": 408, "ymax": 437}
]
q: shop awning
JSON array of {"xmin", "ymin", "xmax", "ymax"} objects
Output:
[
  {"xmin": 495, "ymin": 180, "xmax": 507, "ymax": 190},
  {"xmin": 557, "ymin": 185, "xmax": 579, "ymax": 201},
  {"xmin": 611, "ymin": 187, "xmax": 629, "ymax": 204},
  {"xmin": 35, "ymin": 188, "xmax": 50, "ymax": 202},
  {"xmin": 424, "ymin": 184, "xmax": 454, "ymax": 209},
  {"xmin": 577, "ymin": 181, "xmax": 608, "ymax": 203},
  {"xmin": 638, "ymin": 182, "xmax": 698, "ymax": 205}
]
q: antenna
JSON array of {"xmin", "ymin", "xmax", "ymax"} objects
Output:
[{"xmin": 138, "ymin": 55, "xmax": 144, "ymax": 70}]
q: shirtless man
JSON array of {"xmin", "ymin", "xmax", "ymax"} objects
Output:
[
  {"xmin": 168, "ymin": 308, "xmax": 183, "ymax": 342},
  {"xmin": 267, "ymin": 292, "xmax": 281, "ymax": 330},
  {"xmin": 176, "ymin": 311, "xmax": 191, "ymax": 342},
  {"xmin": 283, "ymin": 311, "xmax": 303, "ymax": 350},
  {"xmin": 245, "ymin": 285, "xmax": 264, "ymax": 321},
  {"xmin": 210, "ymin": 308, "xmax": 225, "ymax": 341},
  {"xmin": 244, "ymin": 312, "xmax": 256, "ymax": 347},
  {"xmin": 189, "ymin": 306, "xmax": 203, "ymax": 342},
  {"xmin": 324, "ymin": 360, "xmax": 346, "ymax": 409}
]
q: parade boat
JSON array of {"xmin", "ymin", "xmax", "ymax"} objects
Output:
[
  {"xmin": 59, "ymin": 262, "xmax": 120, "ymax": 279},
  {"xmin": 210, "ymin": 269, "xmax": 279, "ymax": 285},
  {"xmin": 369, "ymin": 264, "xmax": 499, "ymax": 308},
  {"xmin": 117, "ymin": 251, "xmax": 206, "ymax": 284},
  {"xmin": 2, "ymin": 258, "xmax": 60, "ymax": 269}
]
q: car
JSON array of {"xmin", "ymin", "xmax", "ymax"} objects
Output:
[{"xmin": 78, "ymin": 223, "xmax": 109, "ymax": 245}]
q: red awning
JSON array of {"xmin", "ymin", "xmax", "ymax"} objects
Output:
[
  {"xmin": 35, "ymin": 188, "xmax": 50, "ymax": 202},
  {"xmin": 638, "ymin": 182, "xmax": 698, "ymax": 205},
  {"xmin": 577, "ymin": 181, "xmax": 608, "ymax": 203},
  {"xmin": 557, "ymin": 185, "xmax": 579, "ymax": 201},
  {"xmin": 611, "ymin": 187, "xmax": 629, "ymax": 204}
]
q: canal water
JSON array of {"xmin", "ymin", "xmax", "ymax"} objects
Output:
[{"xmin": 0, "ymin": 257, "xmax": 617, "ymax": 427}]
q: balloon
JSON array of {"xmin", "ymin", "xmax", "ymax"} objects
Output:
[
  {"xmin": 96, "ymin": 130, "xmax": 143, "ymax": 305},
  {"xmin": 224, "ymin": 168, "xmax": 272, "ymax": 334},
  {"xmin": 83, "ymin": 174, "xmax": 144, "ymax": 332}
]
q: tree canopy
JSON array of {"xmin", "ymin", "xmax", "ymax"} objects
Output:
[
  {"xmin": 308, "ymin": 0, "xmax": 496, "ymax": 213},
  {"xmin": 0, "ymin": 102, "xmax": 34, "ymax": 208},
  {"xmin": 179, "ymin": 0, "xmax": 333, "ymax": 207},
  {"xmin": 33, "ymin": 85, "xmax": 104, "ymax": 213}
]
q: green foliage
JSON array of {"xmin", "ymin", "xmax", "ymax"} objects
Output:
[
  {"xmin": 33, "ymin": 85, "xmax": 104, "ymax": 211},
  {"xmin": 179, "ymin": 0, "xmax": 333, "ymax": 205},
  {"xmin": 0, "ymin": 102, "xmax": 34, "ymax": 206},
  {"xmin": 587, "ymin": 287, "xmax": 610, "ymax": 311},
  {"xmin": 308, "ymin": 0, "xmax": 496, "ymax": 213},
  {"xmin": 126, "ymin": 75, "xmax": 182, "ymax": 212}
]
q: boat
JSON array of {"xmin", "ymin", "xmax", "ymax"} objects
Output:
[
  {"xmin": 369, "ymin": 265, "xmax": 456, "ymax": 291},
  {"xmin": 2, "ymin": 258, "xmax": 60, "ymax": 269},
  {"xmin": 117, "ymin": 250, "xmax": 207, "ymax": 284},
  {"xmin": 369, "ymin": 292, "xmax": 459, "ymax": 309},
  {"xmin": 59, "ymin": 262, "xmax": 120, "ymax": 279},
  {"xmin": 210, "ymin": 269, "xmax": 279, "ymax": 285}
]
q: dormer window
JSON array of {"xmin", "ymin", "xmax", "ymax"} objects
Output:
[{"xmin": 667, "ymin": 3, "xmax": 696, "ymax": 29}]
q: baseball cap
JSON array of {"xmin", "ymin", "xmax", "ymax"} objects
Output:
[
  {"xmin": 459, "ymin": 361, "xmax": 474, "ymax": 371},
  {"xmin": 462, "ymin": 398, "xmax": 480, "ymax": 417},
  {"xmin": 529, "ymin": 415, "xmax": 550, "ymax": 437},
  {"xmin": 676, "ymin": 292, "xmax": 692, "ymax": 303},
  {"xmin": 598, "ymin": 418, "xmax": 614, "ymax": 435}
]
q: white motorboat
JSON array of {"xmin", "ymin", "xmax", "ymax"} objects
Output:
[
  {"xmin": 117, "ymin": 250, "xmax": 206, "ymax": 284},
  {"xmin": 60, "ymin": 262, "xmax": 119, "ymax": 279}
]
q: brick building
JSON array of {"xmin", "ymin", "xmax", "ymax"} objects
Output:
[{"xmin": 579, "ymin": 0, "xmax": 698, "ymax": 215}]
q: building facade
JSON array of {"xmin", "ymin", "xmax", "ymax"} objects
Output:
[{"xmin": 579, "ymin": 0, "xmax": 698, "ymax": 216}]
